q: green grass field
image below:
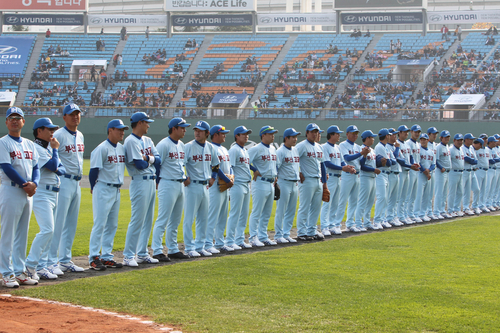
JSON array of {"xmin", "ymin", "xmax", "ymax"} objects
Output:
[{"xmin": 16, "ymin": 216, "xmax": 500, "ymax": 332}]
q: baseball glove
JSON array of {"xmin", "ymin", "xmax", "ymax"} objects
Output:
[
  {"xmin": 218, "ymin": 174, "xmax": 234, "ymax": 192},
  {"xmin": 274, "ymin": 183, "xmax": 281, "ymax": 201},
  {"xmin": 322, "ymin": 187, "xmax": 330, "ymax": 202}
]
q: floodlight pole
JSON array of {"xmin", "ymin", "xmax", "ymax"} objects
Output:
[
  {"xmin": 84, "ymin": 12, "xmax": 88, "ymax": 35},
  {"xmin": 422, "ymin": 8, "xmax": 427, "ymax": 36},
  {"xmin": 336, "ymin": 10, "xmax": 340, "ymax": 35},
  {"xmin": 252, "ymin": 11, "xmax": 257, "ymax": 35},
  {"xmin": 0, "ymin": 12, "xmax": 3, "ymax": 34},
  {"xmin": 167, "ymin": 12, "xmax": 172, "ymax": 38}
]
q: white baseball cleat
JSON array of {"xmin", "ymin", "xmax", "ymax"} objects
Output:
[
  {"xmin": 456, "ymin": 211, "xmax": 465, "ymax": 217},
  {"xmin": 238, "ymin": 242, "xmax": 253, "ymax": 249},
  {"xmin": 2, "ymin": 274, "xmax": 19, "ymax": 288},
  {"xmin": 136, "ymin": 255, "xmax": 159, "ymax": 264},
  {"xmin": 275, "ymin": 237, "xmax": 289, "ymax": 244},
  {"xmin": 482, "ymin": 207, "xmax": 491, "ymax": 213},
  {"xmin": 205, "ymin": 247, "xmax": 220, "ymax": 254},
  {"xmin": 321, "ymin": 228, "xmax": 332, "ymax": 236},
  {"xmin": 284, "ymin": 236, "xmax": 298, "ymax": 243},
  {"xmin": 198, "ymin": 249, "xmax": 212, "ymax": 257},
  {"xmin": 16, "ymin": 272, "xmax": 38, "ymax": 285},
  {"xmin": 230, "ymin": 244, "xmax": 242, "ymax": 250},
  {"xmin": 122, "ymin": 257, "xmax": 139, "ymax": 267},
  {"xmin": 474, "ymin": 208, "xmax": 482, "ymax": 215},
  {"xmin": 250, "ymin": 237, "xmax": 265, "ymax": 247},
  {"xmin": 263, "ymin": 239, "xmax": 277, "ymax": 246},
  {"xmin": 59, "ymin": 262, "xmax": 84, "ymax": 272},
  {"xmin": 37, "ymin": 268, "xmax": 58, "ymax": 280},
  {"xmin": 47, "ymin": 264, "xmax": 64, "ymax": 276},
  {"xmin": 26, "ymin": 266, "xmax": 39, "ymax": 281},
  {"xmin": 348, "ymin": 226, "xmax": 361, "ymax": 233},
  {"xmin": 187, "ymin": 250, "xmax": 201, "ymax": 258},
  {"xmin": 220, "ymin": 245, "xmax": 235, "ymax": 252},
  {"xmin": 422, "ymin": 216, "xmax": 432, "ymax": 222}
]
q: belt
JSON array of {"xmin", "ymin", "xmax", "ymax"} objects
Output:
[
  {"xmin": 132, "ymin": 175, "xmax": 156, "ymax": 180},
  {"xmin": 10, "ymin": 182, "xmax": 23, "ymax": 188},
  {"xmin": 259, "ymin": 177, "xmax": 275, "ymax": 183},
  {"xmin": 64, "ymin": 174, "xmax": 82, "ymax": 181},
  {"xmin": 284, "ymin": 179, "xmax": 299, "ymax": 182},
  {"xmin": 328, "ymin": 173, "xmax": 341, "ymax": 177},
  {"xmin": 445, "ymin": 170, "xmax": 450, "ymax": 173},
  {"xmin": 106, "ymin": 183, "xmax": 121, "ymax": 188},
  {"xmin": 343, "ymin": 171, "xmax": 359, "ymax": 175},
  {"xmin": 490, "ymin": 167, "xmax": 497, "ymax": 170},
  {"xmin": 465, "ymin": 169, "xmax": 473, "ymax": 172},
  {"xmin": 192, "ymin": 180, "xmax": 209, "ymax": 185},
  {"xmin": 480, "ymin": 168, "xmax": 488, "ymax": 171},
  {"xmin": 165, "ymin": 179, "xmax": 185, "ymax": 182},
  {"xmin": 45, "ymin": 185, "xmax": 60, "ymax": 192},
  {"xmin": 381, "ymin": 170, "xmax": 391, "ymax": 174},
  {"xmin": 452, "ymin": 170, "xmax": 463, "ymax": 173},
  {"xmin": 392, "ymin": 172, "xmax": 400, "ymax": 175}
]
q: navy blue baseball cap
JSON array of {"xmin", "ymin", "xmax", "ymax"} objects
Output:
[
  {"xmin": 283, "ymin": 128, "xmax": 301, "ymax": 137},
  {"xmin": 63, "ymin": 103, "xmax": 80, "ymax": 115},
  {"xmin": 361, "ymin": 130, "xmax": 377, "ymax": 139},
  {"xmin": 464, "ymin": 133, "xmax": 476, "ymax": 140},
  {"xmin": 427, "ymin": 127, "xmax": 438, "ymax": 134},
  {"xmin": 479, "ymin": 133, "xmax": 488, "ymax": 139},
  {"xmin": 440, "ymin": 130, "xmax": 451, "ymax": 138},
  {"xmin": 259, "ymin": 125, "xmax": 278, "ymax": 136},
  {"xmin": 474, "ymin": 138, "xmax": 484, "ymax": 145},
  {"xmin": 168, "ymin": 117, "xmax": 190, "ymax": 129},
  {"xmin": 346, "ymin": 125, "xmax": 359, "ymax": 133},
  {"xmin": 397, "ymin": 125, "xmax": 410, "ymax": 132},
  {"xmin": 378, "ymin": 128, "xmax": 390, "ymax": 137},
  {"xmin": 131, "ymin": 112, "xmax": 154, "ymax": 123},
  {"xmin": 107, "ymin": 119, "xmax": 129, "ymax": 131},
  {"xmin": 306, "ymin": 123, "xmax": 324, "ymax": 133},
  {"xmin": 327, "ymin": 125, "xmax": 343, "ymax": 134},
  {"xmin": 420, "ymin": 133, "xmax": 429, "ymax": 140},
  {"xmin": 33, "ymin": 117, "xmax": 58, "ymax": 130},
  {"xmin": 488, "ymin": 136, "xmax": 498, "ymax": 143},
  {"xmin": 210, "ymin": 125, "xmax": 230, "ymax": 136},
  {"xmin": 6, "ymin": 107, "xmax": 24, "ymax": 119},
  {"xmin": 454, "ymin": 133, "xmax": 464, "ymax": 140},
  {"xmin": 388, "ymin": 128, "xmax": 399, "ymax": 134},
  {"xmin": 194, "ymin": 120, "xmax": 210, "ymax": 131},
  {"xmin": 234, "ymin": 125, "xmax": 252, "ymax": 136},
  {"xmin": 411, "ymin": 124, "xmax": 422, "ymax": 132}
]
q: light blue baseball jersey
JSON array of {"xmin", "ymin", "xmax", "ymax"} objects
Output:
[
  {"xmin": 449, "ymin": 145, "xmax": 465, "ymax": 170},
  {"xmin": 436, "ymin": 142, "xmax": 451, "ymax": 170},
  {"xmin": 229, "ymin": 144, "xmax": 251, "ymax": 184},
  {"xmin": 124, "ymin": 133, "xmax": 158, "ymax": 177},
  {"xmin": 387, "ymin": 143, "xmax": 401, "ymax": 172},
  {"xmin": 360, "ymin": 144, "xmax": 377, "ymax": 177},
  {"xmin": 185, "ymin": 140, "xmax": 219, "ymax": 181},
  {"xmin": 295, "ymin": 140, "xmax": 325, "ymax": 178},
  {"xmin": 406, "ymin": 138, "xmax": 420, "ymax": 164},
  {"xmin": 397, "ymin": 139, "xmax": 412, "ymax": 169},
  {"xmin": 248, "ymin": 142, "xmax": 277, "ymax": 179},
  {"xmin": 90, "ymin": 140, "xmax": 126, "ymax": 185},
  {"xmin": 477, "ymin": 147, "xmax": 489, "ymax": 169},
  {"xmin": 462, "ymin": 145, "xmax": 476, "ymax": 170},
  {"xmin": 486, "ymin": 146, "xmax": 498, "ymax": 165},
  {"xmin": 156, "ymin": 136, "xmax": 186, "ymax": 180},
  {"xmin": 53, "ymin": 127, "xmax": 84, "ymax": 176},
  {"xmin": 276, "ymin": 144, "xmax": 300, "ymax": 180},
  {"xmin": 34, "ymin": 144, "xmax": 60, "ymax": 186},
  {"xmin": 322, "ymin": 142, "xmax": 344, "ymax": 175},
  {"xmin": 419, "ymin": 146, "xmax": 435, "ymax": 170},
  {"xmin": 339, "ymin": 140, "xmax": 362, "ymax": 171},
  {"xmin": 212, "ymin": 142, "xmax": 231, "ymax": 176},
  {"xmin": 0, "ymin": 136, "xmax": 39, "ymax": 183},
  {"xmin": 374, "ymin": 142, "xmax": 393, "ymax": 172}
]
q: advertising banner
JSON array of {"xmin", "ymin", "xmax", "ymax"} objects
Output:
[
  {"xmin": 427, "ymin": 10, "xmax": 500, "ymax": 25},
  {"xmin": 397, "ymin": 59, "xmax": 433, "ymax": 65},
  {"xmin": 212, "ymin": 94, "xmax": 248, "ymax": 104},
  {"xmin": 335, "ymin": 0, "xmax": 423, "ymax": 9},
  {"xmin": 4, "ymin": 14, "xmax": 84, "ymax": 26},
  {"xmin": 172, "ymin": 14, "xmax": 252, "ymax": 26},
  {"xmin": 1, "ymin": 0, "xmax": 86, "ymax": 12},
  {"xmin": 0, "ymin": 36, "xmax": 36, "ymax": 75},
  {"xmin": 341, "ymin": 12, "xmax": 423, "ymax": 25},
  {"xmin": 165, "ymin": 0, "xmax": 255, "ymax": 12},
  {"xmin": 88, "ymin": 15, "xmax": 167, "ymax": 27},
  {"xmin": 257, "ymin": 13, "xmax": 335, "ymax": 26}
]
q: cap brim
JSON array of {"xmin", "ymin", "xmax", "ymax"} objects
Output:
[
  {"xmin": 65, "ymin": 109, "xmax": 81, "ymax": 115},
  {"xmin": 263, "ymin": 130, "xmax": 278, "ymax": 134},
  {"xmin": 7, "ymin": 112, "xmax": 24, "ymax": 118},
  {"xmin": 115, "ymin": 125, "xmax": 129, "ymax": 130},
  {"xmin": 144, "ymin": 119, "xmax": 154, "ymax": 123},
  {"xmin": 178, "ymin": 123, "xmax": 191, "ymax": 127},
  {"xmin": 319, "ymin": 130, "xmax": 324, "ymax": 133},
  {"xmin": 220, "ymin": 130, "xmax": 230, "ymax": 134},
  {"xmin": 46, "ymin": 124, "xmax": 59, "ymax": 129},
  {"xmin": 194, "ymin": 126, "xmax": 208, "ymax": 130}
]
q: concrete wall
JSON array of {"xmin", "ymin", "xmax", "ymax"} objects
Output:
[{"xmin": 9, "ymin": 117, "xmax": 498, "ymax": 158}]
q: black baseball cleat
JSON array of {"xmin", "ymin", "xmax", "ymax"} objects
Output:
[
  {"xmin": 296, "ymin": 235, "xmax": 314, "ymax": 241},
  {"xmin": 153, "ymin": 253, "xmax": 171, "ymax": 262},
  {"xmin": 101, "ymin": 259, "xmax": 123, "ymax": 268},
  {"xmin": 90, "ymin": 256, "xmax": 107, "ymax": 271},
  {"xmin": 168, "ymin": 252, "xmax": 190, "ymax": 260},
  {"xmin": 312, "ymin": 234, "xmax": 325, "ymax": 241}
]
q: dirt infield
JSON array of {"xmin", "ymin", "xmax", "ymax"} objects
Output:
[{"xmin": 0, "ymin": 294, "xmax": 180, "ymax": 333}]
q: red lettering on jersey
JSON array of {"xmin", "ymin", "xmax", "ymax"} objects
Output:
[
  {"xmin": 205, "ymin": 154, "xmax": 211, "ymax": 162},
  {"xmin": 119, "ymin": 155, "xmax": 125, "ymax": 163},
  {"xmin": 77, "ymin": 144, "xmax": 84, "ymax": 152},
  {"xmin": 180, "ymin": 152, "xmax": 185, "ymax": 159}
]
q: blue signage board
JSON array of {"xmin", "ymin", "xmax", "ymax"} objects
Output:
[
  {"xmin": 212, "ymin": 94, "xmax": 248, "ymax": 104},
  {"xmin": 4, "ymin": 14, "xmax": 84, "ymax": 26},
  {"xmin": 341, "ymin": 12, "xmax": 423, "ymax": 25},
  {"xmin": 172, "ymin": 14, "xmax": 253, "ymax": 26},
  {"xmin": 0, "ymin": 36, "xmax": 36, "ymax": 75},
  {"xmin": 397, "ymin": 59, "xmax": 433, "ymax": 65}
]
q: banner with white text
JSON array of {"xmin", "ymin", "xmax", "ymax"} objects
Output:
[
  {"xmin": 427, "ymin": 10, "xmax": 500, "ymax": 25},
  {"xmin": 88, "ymin": 15, "xmax": 167, "ymax": 26},
  {"xmin": 165, "ymin": 0, "xmax": 255, "ymax": 12},
  {"xmin": 257, "ymin": 13, "xmax": 335, "ymax": 26}
]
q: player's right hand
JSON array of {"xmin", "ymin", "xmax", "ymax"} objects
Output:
[
  {"xmin": 381, "ymin": 157, "xmax": 387, "ymax": 166},
  {"xmin": 299, "ymin": 172, "xmax": 305, "ymax": 183},
  {"xmin": 23, "ymin": 182, "xmax": 37, "ymax": 197},
  {"xmin": 441, "ymin": 168, "xmax": 446, "ymax": 173},
  {"xmin": 50, "ymin": 137, "xmax": 60, "ymax": 149},
  {"xmin": 184, "ymin": 177, "xmax": 191, "ymax": 187},
  {"xmin": 361, "ymin": 147, "xmax": 370, "ymax": 156},
  {"xmin": 252, "ymin": 170, "xmax": 261, "ymax": 181}
]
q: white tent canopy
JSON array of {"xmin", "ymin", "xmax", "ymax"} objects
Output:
[{"xmin": 443, "ymin": 93, "xmax": 486, "ymax": 120}]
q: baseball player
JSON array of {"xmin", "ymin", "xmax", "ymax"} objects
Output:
[
  {"xmin": 485, "ymin": 136, "xmax": 499, "ymax": 211},
  {"xmin": 448, "ymin": 134, "xmax": 465, "ymax": 217},
  {"xmin": 356, "ymin": 130, "xmax": 380, "ymax": 231},
  {"xmin": 295, "ymin": 123, "xmax": 328, "ymax": 240},
  {"xmin": 334, "ymin": 125, "xmax": 369, "ymax": 233},
  {"xmin": 320, "ymin": 126, "xmax": 355, "ymax": 235},
  {"xmin": 122, "ymin": 112, "xmax": 161, "ymax": 267},
  {"xmin": 461, "ymin": 133, "xmax": 478, "ymax": 215},
  {"xmin": 373, "ymin": 128, "xmax": 396, "ymax": 229},
  {"xmin": 183, "ymin": 120, "xmax": 219, "ymax": 257},
  {"xmin": 0, "ymin": 107, "xmax": 40, "ymax": 288},
  {"xmin": 405, "ymin": 125, "xmax": 422, "ymax": 221},
  {"xmin": 274, "ymin": 128, "xmax": 301, "ymax": 243},
  {"xmin": 395, "ymin": 125, "xmax": 419, "ymax": 224},
  {"xmin": 414, "ymin": 133, "xmax": 435, "ymax": 222},
  {"xmin": 492, "ymin": 134, "xmax": 500, "ymax": 208},
  {"xmin": 224, "ymin": 126, "xmax": 253, "ymax": 251},
  {"xmin": 475, "ymin": 135, "xmax": 490, "ymax": 212},
  {"xmin": 25, "ymin": 118, "xmax": 65, "ymax": 281},
  {"xmin": 151, "ymin": 118, "xmax": 191, "ymax": 261},
  {"xmin": 47, "ymin": 103, "xmax": 85, "ymax": 275},
  {"xmin": 88, "ymin": 119, "xmax": 128, "ymax": 270},
  {"xmin": 426, "ymin": 127, "xmax": 439, "ymax": 219},
  {"xmin": 248, "ymin": 126, "xmax": 278, "ymax": 246},
  {"xmin": 206, "ymin": 125, "xmax": 234, "ymax": 253},
  {"xmin": 386, "ymin": 128, "xmax": 404, "ymax": 226},
  {"xmin": 434, "ymin": 130, "xmax": 452, "ymax": 219},
  {"xmin": 470, "ymin": 138, "xmax": 484, "ymax": 214}
]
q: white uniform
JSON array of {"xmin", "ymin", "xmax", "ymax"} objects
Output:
[
  {"xmin": 373, "ymin": 142, "xmax": 394, "ymax": 226},
  {"xmin": 461, "ymin": 144, "xmax": 479, "ymax": 211},
  {"xmin": 152, "ymin": 137, "xmax": 186, "ymax": 255},
  {"xmin": 426, "ymin": 141, "xmax": 438, "ymax": 217},
  {"xmin": 405, "ymin": 138, "xmax": 420, "ymax": 219},
  {"xmin": 386, "ymin": 143, "xmax": 401, "ymax": 223},
  {"xmin": 88, "ymin": 140, "xmax": 125, "ymax": 263},
  {"xmin": 0, "ymin": 135, "xmax": 39, "ymax": 278},
  {"xmin": 415, "ymin": 146, "xmax": 435, "ymax": 218},
  {"xmin": 357, "ymin": 145, "xmax": 377, "ymax": 228},
  {"xmin": 48, "ymin": 127, "xmax": 84, "ymax": 268},
  {"xmin": 476, "ymin": 146, "xmax": 489, "ymax": 209},
  {"xmin": 434, "ymin": 142, "xmax": 451, "ymax": 216},
  {"xmin": 320, "ymin": 142, "xmax": 344, "ymax": 231},
  {"xmin": 448, "ymin": 145, "xmax": 465, "ymax": 213},
  {"xmin": 396, "ymin": 139, "xmax": 412, "ymax": 221},
  {"xmin": 485, "ymin": 146, "xmax": 498, "ymax": 208}
]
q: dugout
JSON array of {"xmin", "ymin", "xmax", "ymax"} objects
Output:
[
  {"xmin": 443, "ymin": 94, "xmax": 486, "ymax": 120},
  {"xmin": 209, "ymin": 93, "xmax": 249, "ymax": 119}
]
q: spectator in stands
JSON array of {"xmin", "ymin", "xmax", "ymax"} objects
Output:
[
  {"xmin": 115, "ymin": 70, "xmax": 121, "ymax": 80},
  {"xmin": 121, "ymin": 27, "xmax": 127, "ymax": 40},
  {"xmin": 185, "ymin": 39, "xmax": 193, "ymax": 48},
  {"xmin": 46, "ymin": 29, "xmax": 51, "ymax": 38},
  {"xmin": 83, "ymin": 81, "xmax": 88, "ymax": 90},
  {"xmin": 90, "ymin": 65, "xmax": 97, "ymax": 82},
  {"xmin": 441, "ymin": 25, "xmax": 449, "ymax": 40},
  {"xmin": 58, "ymin": 63, "xmax": 65, "ymax": 74},
  {"xmin": 364, "ymin": 29, "xmax": 371, "ymax": 37},
  {"xmin": 56, "ymin": 45, "xmax": 62, "ymax": 54},
  {"xmin": 456, "ymin": 25, "xmax": 462, "ymax": 41},
  {"xmin": 390, "ymin": 40, "xmax": 395, "ymax": 54},
  {"xmin": 350, "ymin": 29, "xmax": 358, "ymax": 38},
  {"xmin": 96, "ymin": 39, "xmax": 102, "ymax": 51},
  {"xmin": 486, "ymin": 36, "xmax": 495, "ymax": 45},
  {"xmin": 145, "ymin": 26, "xmax": 150, "ymax": 39}
]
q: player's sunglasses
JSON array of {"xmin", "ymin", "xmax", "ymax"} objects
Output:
[
  {"xmin": 262, "ymin": 126, "xmax": 275, "ymax": 133},
  {"xmin": 7, "ymin": 116, "xmax": 23, "ymax": 121}
]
